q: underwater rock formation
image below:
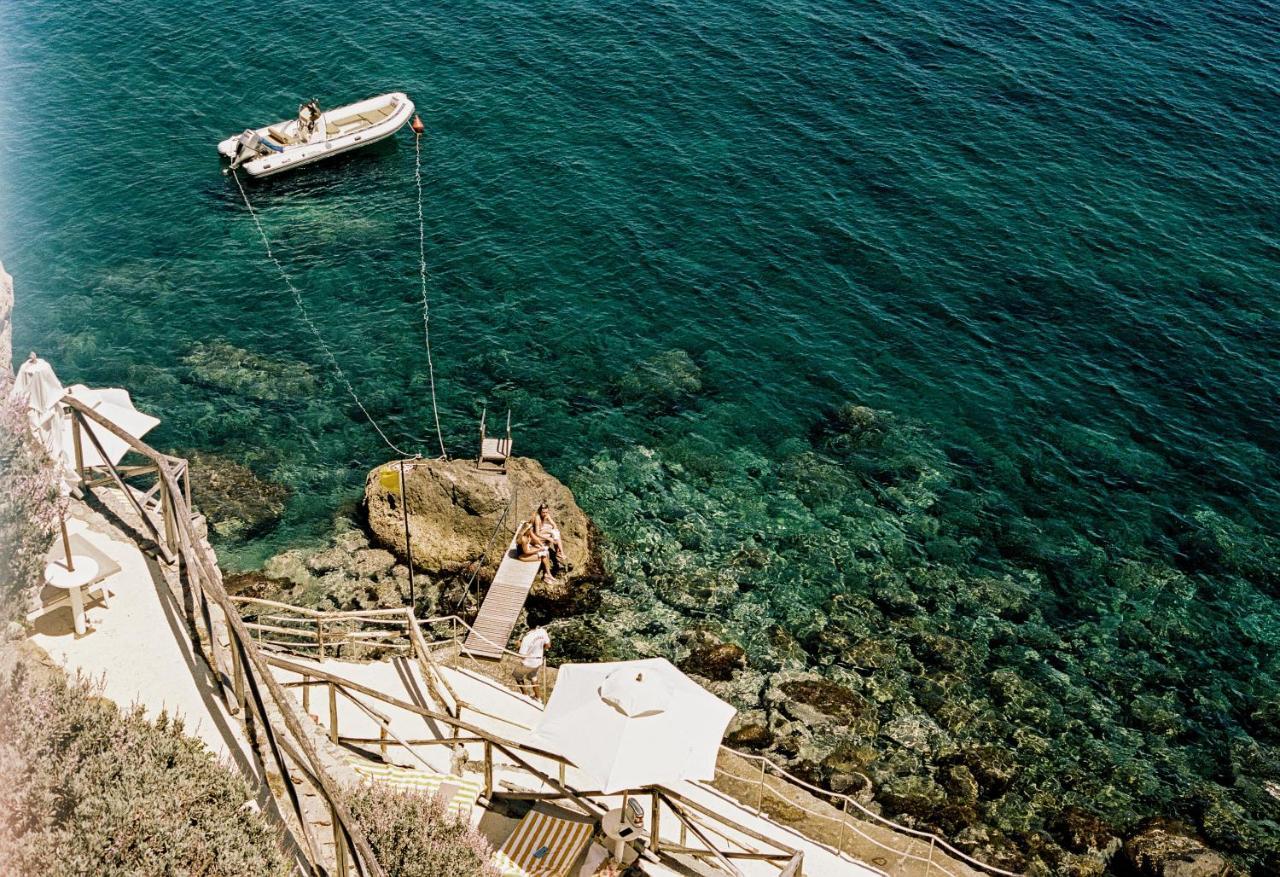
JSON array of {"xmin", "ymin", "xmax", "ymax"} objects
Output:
[
  {"xmin": 562, "ymin": 396, "xmax": 1280, "ymax": 875},
  {"xmin": 185, "ymin": 451, "xmax": 289, "ymax": 540},
  {"xmin": 1122, "ymin": 819, "xmax": 1231, "ymax": 877},
  {"xmin": 613, "ymin": 348, "xmax": 702, "ymax": 412},
  {"xmin": 183, "ymin": 340, "xmax": 316, "ymax": 402}
]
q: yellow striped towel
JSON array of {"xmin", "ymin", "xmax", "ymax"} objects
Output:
[
  {"xmin": 492, "ymin": 805, "xmax": 596, "ymax": 877},
  {"xmin": 347, "ymin": 758, "xmax": 482, "ymax": 820}
]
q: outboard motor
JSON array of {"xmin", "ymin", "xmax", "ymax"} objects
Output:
[{"xmin": 228, "ymin": 129, "xmax": 280, "ymax": 170}]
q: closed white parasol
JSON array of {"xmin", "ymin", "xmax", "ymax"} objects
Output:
[{"xmin": 528, "ymin": 658, "xmax": 736, "ymax": 794}]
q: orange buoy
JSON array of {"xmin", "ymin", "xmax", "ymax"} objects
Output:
[{"xmin": 410, "ymin": 114, "xmax": 425, "ymax": 136}]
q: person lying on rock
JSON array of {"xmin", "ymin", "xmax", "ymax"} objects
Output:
[
  {"xmin": 529, "ymin": 502, "xmax": 568, "ymax": 572},
  {"xmin": 516, "ymin": 522, "xmax": 559, "ymax": 585}
]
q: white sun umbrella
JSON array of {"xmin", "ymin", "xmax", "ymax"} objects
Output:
[
  {"xmin": 8, "ymin": 356, "xmax": 160, "ymax": 476},
  {"xmin": 61, "ymin": 384, "xmax": 160, "ymax": 469},
  {"xmin": 528, "ymin": 658, "xmax": 736, "ymax": 794}
]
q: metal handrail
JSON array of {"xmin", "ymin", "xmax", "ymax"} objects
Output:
[{"xmin": 714, "ymin": 750, "xmax": 1020, "ymax": 877}]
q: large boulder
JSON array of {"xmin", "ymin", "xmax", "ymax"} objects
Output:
[{"xmin": 365, "ymin": 456, "xmax": 597, "ymax": 583}]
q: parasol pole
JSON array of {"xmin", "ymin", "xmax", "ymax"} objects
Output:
[{"xmin": 60, "ymin": 510, "xmax": 75, "ymax": 572}]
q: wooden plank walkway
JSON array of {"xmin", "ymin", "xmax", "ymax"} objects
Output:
[{"xmin": 462, "ymin": 534, "xmax": 540, "ymax": 659}]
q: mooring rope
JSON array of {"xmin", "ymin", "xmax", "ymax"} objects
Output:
[
  {"xmin": 414, "ymin": 134, "xmax": 448, "ymax": 460},
  {"xmin": 230, "ymin": 168, "xmax": 417, "ymax": 458}
]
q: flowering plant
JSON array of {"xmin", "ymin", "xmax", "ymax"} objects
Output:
[{"xmin": 0, "ymin": 377, "xmax": 64, "ymax": 631}]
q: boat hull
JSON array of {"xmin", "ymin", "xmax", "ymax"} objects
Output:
[{"xmin": 217, "ymin": 92, "xmax": 415, "ymax": 178}]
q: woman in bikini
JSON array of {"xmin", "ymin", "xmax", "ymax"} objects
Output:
[
  {"xmin": 529, "ymin": 503, "xmax": 566, "ymax": 572},
  {"xmin": 516, "ymin": 521, "xmax": 558, "ymax": 585}
]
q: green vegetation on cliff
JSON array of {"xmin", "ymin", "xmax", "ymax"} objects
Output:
[{"xmin": 0, "ymin": 658, "xmax": 290, "ymax": 877}]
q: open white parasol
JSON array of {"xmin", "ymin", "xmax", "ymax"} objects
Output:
[
  {"xmin": 9, "ymin": 355, "xmax": 160, "ymax": 580},
  {"xmin": 528, "ymin": 658, "xmax": 736, "ymax": 794}
]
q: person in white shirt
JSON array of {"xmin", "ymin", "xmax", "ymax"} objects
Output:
[{"xmin": 514, "ymin": 626, "xmax": 551, "ymax": 697}]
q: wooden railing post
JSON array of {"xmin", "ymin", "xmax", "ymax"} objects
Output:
[
  {"xmin": 302, "ymin": 674, "xmax": 311, "ymax": 715},
  {"xmin": 927, "ymin": 836, "xmax": 936, "ymax": 877},
  {"xmin": 756, "ymin": 758, "xmax": 766, "ymax": 814},
  {"xmin": 334, "ymin": 814, "xmax": 349, "ymax": 877},
  {"xmin": 159, "ymin": 478, "xmax": 175, "ymax": 557},
  {"xmin": 317, "ymin": 618, "xmax": 326, "ymax": 660},
  {"xmin": 329, "ymin": 682, "xmax": 339, "ymax": 744},
  {"xmin": 651, "ymin": 791, "xmax": 661, "ymax": 854},
  {"xmin": 231, "ymin": 637, "xmax": 245, "ymax": 715},
  {"xmin": 70, "ymin": 410, "xmax": 84, "ymax": 482},
  {"xmin": 379, "ymin": 725, "xmax": 388, "ymax": 760},
  {"xmin": 837, "ymin": 797, "xmax": 847, "ymax": 855},
  {"xmin": 483, "ymin": 740, "xmax": 493, "ymax": 798}
]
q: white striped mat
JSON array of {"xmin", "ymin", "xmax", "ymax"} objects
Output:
[
  {"xmin": 492, "ymin": 805, "xmax": 596, "ymax": 877},
  {"xmin": 347, "ymin": 758, "xmax": 483, "ymax": 820}
]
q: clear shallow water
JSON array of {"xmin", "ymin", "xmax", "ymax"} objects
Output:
[{"xmin": 3, "ymin": 0, "xmax": 1278, "ymax": 870}]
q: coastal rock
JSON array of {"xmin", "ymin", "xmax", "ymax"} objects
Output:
[
  {"xmin": 185, "ymin": 451, "xmax": 289, "ymax": 540},
  {"xmin": 678, "ymin": 629, "xmax": 747, "ymax": 681},
  {"xmin": 942, "ymin": 745, "xmax": 1019, "ymax": 797},
  {"xmin": 724, "ymin": 710, "xmax": 772, "ymax": 750},
  {"xmin": 1051, "ymin": 806, "xmax": 1120, "ymax": 855},
  {"xmin": 767, "ymin": 672, "xmax": 873, "ymax": 732},
  {"xmin": 364, "ymin": 456, "xmax": 597, "ymax": 582},
  {"xmin": 306, "ymin": 547, "xmax": 349, "ymax": 575},
  {"xmin": 349, "ymin": 547, "xmax": 397, "ymax": 579},
  {"xmin": 263, "ymin": 548, "xmax": 313, "ymax": 587},
  {"xmin": 878, "ymin": 774, "xmax": 947, "ymax": 822},
  {"xmin": 882, "ymin": 712, "xmax": 950, "ymax": 754},
  {"xmin": 1122, "ymin": 819, "xmax": 1231, "ymax": 877},
  {"xmin": 0, "ymin": 260, "xmax": 12, "ymax": 373}
]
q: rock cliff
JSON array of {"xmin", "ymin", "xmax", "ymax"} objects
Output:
[{"xmin": 1, "ymin": 261, "xmax": 13, "ymax": 375}]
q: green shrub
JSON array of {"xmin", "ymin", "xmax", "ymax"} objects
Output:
[
  {"xmin": 346, "ymin": 781, "xmax": 499, "ymax": 877},
  {"xmin": 0, "ymin": 658, "xmax": 291, "ymax": 876},
  {"xmin": 0, "ymin": 377, "xmax": 63, "ymax": 630}
]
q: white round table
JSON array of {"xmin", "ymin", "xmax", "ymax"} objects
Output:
[
  {"xmin": 44, "ymin": 556, "xmax": 101, "ymax": 636},
  {"xmin": 602, "ymin": 805, "xmax": 647, "ymax": 863}
]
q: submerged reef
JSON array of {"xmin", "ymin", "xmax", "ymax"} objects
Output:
[{"xmin": 556, "ymin": 402, "xmax": 1280, "ymax": 875}]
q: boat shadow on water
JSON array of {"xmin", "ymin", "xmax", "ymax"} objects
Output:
[{"xmin": 210, "ymin": 135, "xmax": 408, "ymax": 210}]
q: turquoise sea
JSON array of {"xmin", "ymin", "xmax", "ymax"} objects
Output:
[{"xmin": 2, "ymin": 0, "xmax": 1278, "ymax": 871}]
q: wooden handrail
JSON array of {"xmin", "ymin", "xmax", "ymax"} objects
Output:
[{"xmin": 62, "ymin": 394, "xmax": 387, "ymax": 877}]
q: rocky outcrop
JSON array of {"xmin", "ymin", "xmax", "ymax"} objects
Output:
[
  {"xmin": 364, "ymin": 456, "xmax": 598, "ymax": 583},
  {"xmin": 0, "ymin": 262, "xmax": 12, "ymax": 374},
  {"xmin": 185, "ymin": 451, "xmax": 289, "ymax": 540},
  {"xmin": 1122, "ymin": 819, "xmax": 1231, "ymax": 877},
  {"xmin": 233, "ymin": 524, "xmax": 418, "ymax": 615}
]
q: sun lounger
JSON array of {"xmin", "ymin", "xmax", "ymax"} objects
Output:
[
  {"xmin": 347, "ymin": 757, "xmax": 483, "ymax": 820},
  {"xmin": 492, "ymin": 803, "xmax": 596, "ymax": 877}
]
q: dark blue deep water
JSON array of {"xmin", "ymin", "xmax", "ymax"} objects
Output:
[{"xmin": 3, "ymin": 1, "xmax": 1278, "ymax": 871}]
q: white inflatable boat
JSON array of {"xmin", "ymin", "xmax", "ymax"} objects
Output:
[{"xmin": 217, "ymin": 92, "xmax": 415, "ymax": 178}]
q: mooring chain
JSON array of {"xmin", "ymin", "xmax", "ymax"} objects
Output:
[
  {"xmin": 230, "ymin": 168, "xmax": 417, "ymax": 458},
  {"xmin": 414, "ymin": 132, "xmax": 448, "ymax": 460}
]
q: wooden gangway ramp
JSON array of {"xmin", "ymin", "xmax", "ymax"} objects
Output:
[{"xmin": 462, "ymin": 535, "xmax": 539, "ymax": 659}]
